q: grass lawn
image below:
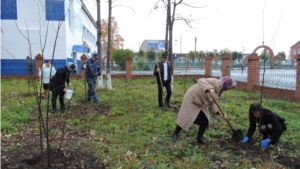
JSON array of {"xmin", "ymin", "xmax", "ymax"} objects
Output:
[{"xmin": 1, "ymin": 77, "xmax": 300, "ymax": 168}]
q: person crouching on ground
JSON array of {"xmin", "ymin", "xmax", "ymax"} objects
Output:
[
  {"xmin": 172, "ymin": 76, "xmax": 237, "ymax": 144},
  {"xmin": 50, "ymin": 63, "xmax": 76, "ymax": 113},
  {"xmin": 85, "ymin": 53, "xmax": 101, "ymax": 103},
  {"xmin": 239, "ymin": 103, "xmax": 287, "ymax": 149}
]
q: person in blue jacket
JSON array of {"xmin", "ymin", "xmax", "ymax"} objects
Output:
[
  {"xmin": 85, "ymin": 53, "xmax": 101, "ymax": 103},
  {"xmin": 50, "ymin": 63, "xmax": 76, "ymax": 113},
  {"xmin": 239, "ymin": 103, "xmax": 287, "ymax": 148}
]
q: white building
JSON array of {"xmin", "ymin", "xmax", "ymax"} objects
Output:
[{"xmin": 1, "ymin": 0, "xmax": 99, "ymax": 75}]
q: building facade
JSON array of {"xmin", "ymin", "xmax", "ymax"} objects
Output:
[
  {"xmin": 140, "ymin": 40, "xmax": 166, "ymax": 52},
  {"xmin": 1, "ymin": 0, "xmax": 99, "ymax": 75},
  {"xmin": 291, "ymin": 40, "xmax": 300, "ymax": 61}
]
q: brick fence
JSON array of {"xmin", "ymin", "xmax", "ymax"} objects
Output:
[{"xmin": 2, "ymin": 54, "xmax": 300, "ymax": 103}]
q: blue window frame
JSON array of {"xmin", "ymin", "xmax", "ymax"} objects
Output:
[
  {"xmin": 46, "ymin": 0, "xmax": 65, "ymax": 21},
  {"xmin": 1, "ymin": 0, "xmax": 18, "ymax": 20}
]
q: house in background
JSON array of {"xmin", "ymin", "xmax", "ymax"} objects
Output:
[
  {"xmin": 1, "ymin": 0, "xmax": 100, "ymax": 75},
  {"xmin": 290, "ymin": 40, "xmax": 300, "ymax": 63}
]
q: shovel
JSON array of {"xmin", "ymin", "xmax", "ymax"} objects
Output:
[
  {"xmin": 212, "ymin": 97, "xmax": 244, "ymax": 143},
  {"xmin": 157, "ymin": 63, "xmax": 167, "ymax": 108}
]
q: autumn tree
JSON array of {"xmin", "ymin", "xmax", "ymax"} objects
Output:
[{"xmin": 101, "ymin": 16, "xmax": 124, "ymax": 59}]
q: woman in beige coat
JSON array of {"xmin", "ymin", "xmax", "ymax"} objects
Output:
[{"xmin": 172, "ymin": 76, "xmax": 236, "ymax": 144}]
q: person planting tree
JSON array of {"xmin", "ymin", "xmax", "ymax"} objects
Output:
[
  {"xmin": 172, "ymin": 76, "xmax": 237, "ymax": 144},
  {"xmin": 39, "ymin": 60, "xmax": 56, "ymax": 101},
  {"xmin": 239, "ymin": 103, "xmax": 287, "ymax": 149}
]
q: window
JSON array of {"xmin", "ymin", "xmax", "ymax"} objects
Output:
[
  {"xmin": 68, "ymin": 9, "xmax": 71, "ymax": 27},
  {"xmin": 293, "ymin": 49, "xmax": 296, "ymax": 54},
  {"xmin": 298, "ymin": 48, "xmax": 300, "ymax": 54},
  {"xmin": 1, "ymin": 0, "xmax": 17, "ymax": 20},
  {"xmin": 46, "ymin": 0, "xmax": 65, "ymax": 21},
  {"xmin": 83, "ymin": 26, "xmax": 86, "ymax": 39}
]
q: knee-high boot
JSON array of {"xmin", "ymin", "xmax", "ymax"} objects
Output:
[
  {"xmin": 172, "ymin": 125, "xmax": 182, "ymax": 142},
  {"xmin": 197, "ymin": 126, "xmax": 206, "ymax": 144},
  {"xmin": 51, "ymin": 95, "xmax": 59, "ymax": 113}
]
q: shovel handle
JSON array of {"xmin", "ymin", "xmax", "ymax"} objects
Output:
[
  {"xmin": 156, "ymin": 63, "xmax": 164, "ymax": 93},
  {"xmin": 212, "ymin": 96, "xmax": 235, "ymax": 131}
]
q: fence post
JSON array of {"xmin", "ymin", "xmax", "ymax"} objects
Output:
[
  {"xmin": 247, "ymin": 53, "xmax": 260, "ymax": 91},
  {"xmin": 205, "ymin": 56, "xmax": 212, "ymax": 77},
  {"xmin": 295, "ymin": 54, "xmax": 300, "ymax": 103},
  {"xmin": 222, "ymin": 54, "xmax": 231, "ymax": 77},
  {"xmin": 126, "ymin": 55, "xmax": 132, "ymax": 80},
  {"xmin": 34, "ymin": 54, "xmax": 43, "ymax": 78},
  {"xmin": 80, "ymin": 54, "xmax": 87, "ymax": 79}
]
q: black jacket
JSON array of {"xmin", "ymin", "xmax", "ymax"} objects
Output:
[
  {"xmin": 153, "ymin": 60, "xmax": 172, "ymax": 83},
  {"xmin": 246, "ymin": 111, "xmax": 286, "ymax": 142},
  {"xmin": 50, "ymin": 66, "xmax": 71, "ymax": 93}
]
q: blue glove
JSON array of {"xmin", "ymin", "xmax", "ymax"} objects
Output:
[
  {"xmin": 239, "ymin": 136, "xmax": 249, "ymax": 144},
  {"xmin": 261, "ymin": 138, "xmax": 271, "ymax": 148}
]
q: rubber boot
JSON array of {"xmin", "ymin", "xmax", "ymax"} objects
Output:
[
  {"xmin": 172, "ymin": 125, "xmax": 182, "ymax": 142},
  {"xmin": 52, "ymin": 97, "xmax": 59, "ymax": 113},
  {"xmin": 197, "ymin": 126, "xmax": 206, "ymax": 144}
]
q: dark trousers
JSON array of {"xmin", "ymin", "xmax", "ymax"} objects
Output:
[
  {"xmin": 157, "ymin": 80, "xmax": 172, "ymax": 106},
  {"xmin": 173, "ymin": 110, "xmax": 208, "ymax": 140},
  {"xmin": 51, "ymin": 89, "xmax": 65, "ymax": 109}
]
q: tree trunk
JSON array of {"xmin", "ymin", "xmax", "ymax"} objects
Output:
[
  {"xmin": 97, "ymin": 0, "xmax": 104, "ymax": 89},
  {"xmin": 106, "ymin": 0, "xmax": 112, "ymax": 90},
  {"xmin": 165, "ymin": 0, "xmax": 170, "ymax": 52}
]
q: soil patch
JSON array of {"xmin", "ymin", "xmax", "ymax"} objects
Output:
[{"xmin": 1, "ymin": 102, "xmax": 110, "ymax": 168}]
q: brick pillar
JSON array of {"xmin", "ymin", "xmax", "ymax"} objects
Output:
[
  {"xmin": 205, "ymin": 56, "xmax": 212, "ymax": 78},
  {"xmin": 80, "ymin": 54, "xmax": 87, "ymax": 79},
  {"xmin": 222, "ymin": 54, "xmax": 231, "ymax": 77},
  {"xmin": 125, "ymin": 55, "xmax": 132, "ymax": 80},
  {"xmin": 247, "ymin": 53, "xmax": 260, "ymax": 91},
  {"xmin": 295, "ymin": 54, "xmax": 300, "ymax": 103},
  {"xmin": 34, "ymin": 54, "xmax": 43, "ymax": 78}
]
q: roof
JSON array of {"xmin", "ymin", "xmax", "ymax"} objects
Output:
[{"xmin": 291, "ymin": 40, "xmax": 300, "ymax": 48}]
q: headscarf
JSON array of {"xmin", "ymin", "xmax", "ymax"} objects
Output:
[{"xmin": 219, "ymin": 76, "xmax": 236, "ymax": 96}]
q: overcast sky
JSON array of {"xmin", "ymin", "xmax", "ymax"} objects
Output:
[{"xmin": 83, "ymin": 0, "xmax": 300, "ymax": 59}]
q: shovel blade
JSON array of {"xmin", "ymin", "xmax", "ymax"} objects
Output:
[{"xmin": 231, "ymin": 129, "xmax": 244, "ymax": 143}]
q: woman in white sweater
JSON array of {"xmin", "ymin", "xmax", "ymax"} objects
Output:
[{"xmin": 39, "ymin": 60, "xmax": 56, "ymax": 100}]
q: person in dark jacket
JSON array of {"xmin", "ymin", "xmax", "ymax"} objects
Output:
[
  {"xmin": 239, "ymin": 103, "xmax": 287, "ymax": 148},
  {"xmin": 85, "ymin": 53, "xmax": 101, "ymax": 103},
  {"xmin": 50, "ymin": 63, "xmax": 76, "ymax": 113},
  {"xmin": 153, "ymin": 52, "xmax": 172, "ymax": 108}
]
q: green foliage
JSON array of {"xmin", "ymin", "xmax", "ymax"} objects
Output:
[
  {"xmin": 186, "ymin": 50, "xmax": 199, "ymax": 62},
  {"xmin": 156, "ymin": 50, "xmax": 165, "ymax": 59},
  {"xmin": 277, "ymin": 51, "xmax": 286, "ymax": 60},
  {"xmin": 146, "ymin": 50, "xmax": 156, "ymax": 61},
  {"xmin": 113, "ymin": 49, "xmax": 134, "ymax": 70},
  {"xmin": 137, "ymin": 49, "xmax": 145, "ymax": 59}
]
